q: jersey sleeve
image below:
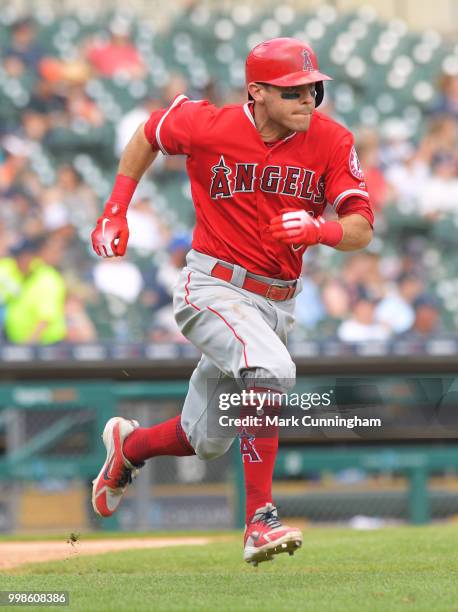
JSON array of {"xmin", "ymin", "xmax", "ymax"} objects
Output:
[
  {"xmin": 324, "ymin": 132, "xmax": 370, "ymax": 213},
  {"xmin": 143, "ymin": 94, "xmax": 209, "ymax": 156},
  {"xmin": 337, "ymin": 195, "xmax": 374, "ymax": 227}
]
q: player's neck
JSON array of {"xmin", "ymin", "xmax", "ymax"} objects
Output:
[{"xmin": 252, "ymin": 103, "xmax": 293, "ymax": 143}]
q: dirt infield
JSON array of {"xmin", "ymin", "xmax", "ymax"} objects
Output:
[{"xmin": 0, "ymin": 537, "xmax": 213, "ymax": 570}]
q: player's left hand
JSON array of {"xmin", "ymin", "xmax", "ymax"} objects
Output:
[{"xmin": 269, "ymin": 209, "xmax": 324, "ymax": 246}]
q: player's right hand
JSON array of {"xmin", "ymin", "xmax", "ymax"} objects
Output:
[
  {"xmin": 269, "ymin": 209, "xmax": 322, "ymax": 246},
  {"xmin": 91, "ymin": 204, "xmax": 129, "ymax": 257}
]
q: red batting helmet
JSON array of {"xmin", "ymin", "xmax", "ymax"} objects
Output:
[{"xmin": 245, "ymin": 38, "xmax": 332, "ymax": 107}]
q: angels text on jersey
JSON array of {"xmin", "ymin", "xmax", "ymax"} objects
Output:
[{"xmin": 210, "ymin": 155, "xmax": 326, "ymax": 204}]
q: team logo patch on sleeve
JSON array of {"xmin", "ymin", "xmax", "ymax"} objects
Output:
[{"xmin": 349, "ymin": 145, "xmax": 364, "ymax": 180}]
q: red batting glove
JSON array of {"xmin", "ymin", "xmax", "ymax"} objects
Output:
[
  {"xmin": 91, "ymin": 174, "xmax": 138, "ymax": 257},
  {"xmin": 269, "ymin": 209, "xmax": 343, "ymax": 248},
  {"xmin": 91, "ymin": 205, "xmax": 130, "ymax": 257}
]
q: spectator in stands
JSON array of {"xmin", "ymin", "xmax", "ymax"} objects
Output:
[
  {"xmin": 28, "ymin": 78, "xmax": 67, "ymax": 119},
  {"xmin": 0, "ymin": 138, "xmax": 31, "ymax": 192},
  {"xmin": 65, "ymin": 291, "xmax": 97, "ymax": 343},
  {"xmin": 400, "ymin": 295, "xmax": 443, "ymax": 340},
  {"xmin": 19, "ymin": 108, "xmax": 51, "ymax": 143},
  {"xmin": 321, "ymin": 279, "xmax": 351, "ymax": 321},
  {"xmin": 38, "ymin": 56, "xmax": 91, "ymax": 87},
  {"xmin": 0, "ymin": 244, "xmax": 22, "ymax": 337},
  {"xmin": 125, "ymin": 195, "xmax": 170, "ymax": 253},
  {"xmin": 156, "ymin": 75, "xmax": 191, "ymax": 177},
  {"xmin": 149, "ymin": 234, "xmax": 192, "ymax": 341},
  {"xmin": 294, "ymin": 267, "xmax": 326, "ymax": 332},
  {"xmin": 379, "ymin": 118, "xmax": 415, "ymax": 170},
  {"xmin": 92, "ymin": 256, "xmax": 146, "ymax": 342},
  {"xmin": 422, "ymin": 114, "xmax": 458, "ymax": 159},
  {"xmin": 115, "ymin": 97, "xmax": 162, "ymax": 157},
  {"xmin": 387, "ymin": 114, "xmax": 458, "ymax": 214},
  {"xmin": 4, "ymin": 236, "xmax": 66, "ymax": 344},
  {"xmin": 0, "ymin": 188, "xmax": 44, "ymax": 243},
  {"xmin": 5, "ymin": 17, "xmax": 44, "ymax": 73},
  {"xmin": 418, "ymin": 151, "xmax": 458, "ymax": 218},
  {"xmin": 156, "ymin": 234, "xmax": 191, "ymax": 296},
  {"xmin": 161, "ymin": 73, "xmax": 190, "ymax": 104},
  {"xmin": 67, "ymin": 84, "xmax": 104, "ymax": 127},
  {"xmin": 431, "ymin": 73, "xmax": 458, "ymax": 120},
  {"xmin": 200, "ymin": 78, "xmax": 224, "ymax": 106},
  {"xmin": 93, "ymin": 256, "xmax": 144, "ymax": 304},
  {"xmin": 385, "ymin": 143, "xmax": 430, "ymax": 213},
  {"xmin": 374, "ymin": 274, "xmax": 424, "ymax": 335},
  {"xmin": 356, "ymin": 128, "xmax": 390, "ymax": 213},
  {"xmin": 338, "ymin": 293, "xmax": 391, "ymax": 343},
  {"xmin": 2, "ymin": 53, "xmax": 27, "ymax": 79},
  {"xmin": 40, "ymin": 164, "xmax": 97, "ymax": 233},
  {"xmin": 86, "ymin": 17, "xmax": 145, "ymax": 80},
  {"xmin": 341, "ymin": 252, "xmax": 386, "ymax": 304}
]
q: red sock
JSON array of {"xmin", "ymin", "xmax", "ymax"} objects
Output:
[
  {"xmin": 239, "ymin": 387, "xmax": 280, "ymax": 522},
  {"xmin": 241, "ymin": 432, "xmax": 279, "ymax": 522},
  {"xmin": 123, "ymin": 415, "xmax": 195, "ymax": 465}
]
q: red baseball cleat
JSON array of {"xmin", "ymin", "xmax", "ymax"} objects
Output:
[
  {"xmin": 92, "ymin": 417, "xmax": 143, "ymax": 517},
  {"xmin": 243, "ymin": 503, "xmax": 302, "ymax": 566}
]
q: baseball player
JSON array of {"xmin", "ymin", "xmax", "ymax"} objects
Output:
[{"xmin": 91, "ymin": 38, "xmax": 374, "ymax": 566}]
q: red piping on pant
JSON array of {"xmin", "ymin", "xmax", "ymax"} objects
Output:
[
  {"xmin": 207, "ymin": 305, "xmax": 249, "ymax": 368},
  {"xmin": 184, "ymin": 272, "xmax": 201, "ymax": 311}
]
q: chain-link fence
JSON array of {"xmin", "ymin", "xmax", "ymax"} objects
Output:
[{"xmin": 1, "ymin": 379, "xmax": 458, "ymax": 533}]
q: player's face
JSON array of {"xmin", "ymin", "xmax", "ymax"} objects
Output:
[{"xmin": 260, "ymin": 83, "xmax": 316, "ymax": 132}]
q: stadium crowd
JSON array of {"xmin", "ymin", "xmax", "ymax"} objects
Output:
[{"xmin": 0, "ymin": 9, "xmax": 457, "ymax": 347}]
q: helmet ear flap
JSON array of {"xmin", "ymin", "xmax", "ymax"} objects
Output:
[{"xmin": 315, "ymin": 81, "xmax": 324, "ymax": 107}]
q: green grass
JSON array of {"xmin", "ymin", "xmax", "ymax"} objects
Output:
[
  {"xmin": 0, "ymin": 530, "xmax": 238, "ymax": 542},
  {"xmin": 1, "ymin": 526, "xmax": 458, "ymax": 611}
]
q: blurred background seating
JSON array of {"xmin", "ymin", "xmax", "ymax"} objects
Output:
[{"xmin": 1, "ymin": 2, "xmax": 458, "ymax": 351}]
